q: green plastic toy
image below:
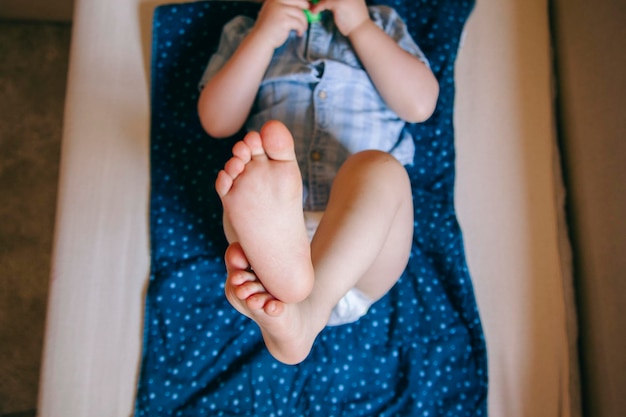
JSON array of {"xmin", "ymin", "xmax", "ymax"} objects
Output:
[{"xmin": 304, "ymin": 0, "xmax": 321, "ymax": 23}]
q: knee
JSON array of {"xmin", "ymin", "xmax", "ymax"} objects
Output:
[
  {"xmin": 334, "ymin": 151, "xmax": 412, "ymax": 204},
  {"xmin": 341, "ymin": 151, "xmax": 410, "ymax": 185}
]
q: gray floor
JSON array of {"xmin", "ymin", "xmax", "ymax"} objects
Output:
[{"xmin": 0, "ymin": 21, "xmax": 71, "ymax": 415}]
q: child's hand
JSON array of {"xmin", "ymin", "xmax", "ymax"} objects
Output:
[
  {"xmin": 311, "ymin": 0, "xmax": 370, "ymax": 36},
  {"xmin": 252, "ymin": 0, "xmax": 311, "ymax": 49}
]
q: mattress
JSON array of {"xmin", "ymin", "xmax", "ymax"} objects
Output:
[{"xmin": 38, "ymin": 0, "xmax": 580, "ymax": 416}]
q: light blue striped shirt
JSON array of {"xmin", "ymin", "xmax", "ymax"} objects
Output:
[{"xmin": 200, "ymin": 6, "xmax": 429, "ymax": 210}]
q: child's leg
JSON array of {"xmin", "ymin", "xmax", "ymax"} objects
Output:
[
  {"xmin": 219, "ymin": 121, "xmax": 413, "ymax": 364},
  {"xmin": 306, "ymin": 149, "xmax": 414, "ymax": 316}
]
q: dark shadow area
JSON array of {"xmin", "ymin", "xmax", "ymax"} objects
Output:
[{"xmin": 0, "ymin": 22, "xmax": 71, "ymax": 415}]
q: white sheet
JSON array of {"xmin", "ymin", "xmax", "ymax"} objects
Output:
[
  {"xmin": 455, "ymin": 2, "xmax": 579, "ymax": 415},
  {"xmin": 38, "ymin": 0, "xmax": 580, "ymax": 416}
]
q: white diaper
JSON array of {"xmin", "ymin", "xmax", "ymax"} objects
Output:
[
  {"xmin": 303, "ymin": 211, "xmax": 374, "ymax": 327},
  {"xmin": 303, "ymin": 211, "xmax": 325, "ymax": 242},
  {"xmin": 326, "ymin": 287, "xmax": 373, "ymax": 327}
]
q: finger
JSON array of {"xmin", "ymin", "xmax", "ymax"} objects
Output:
[
  {"xmin": 310, "ymin": 0, "xmax": 334, "ymax": 13},
  {"xmin": 283, "ymin": 7, "xmax": 309, "ymax": 33},
  {"xmin": 282, "ymin": 0, "xmax": 310, "ymax": 8}
]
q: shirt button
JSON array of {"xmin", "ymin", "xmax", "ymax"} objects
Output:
[
  {"xmin": 318, "ymin": 90, "xmax": 327, "ymax": 100},
  {"xmin": 310, "ymin": 150, "xmax": 322, "ymax": 161}
]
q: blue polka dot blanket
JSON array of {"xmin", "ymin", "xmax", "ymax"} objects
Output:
[{"xmin": 136, "ymin": 1, "xmax": 488, "ymax": 415}]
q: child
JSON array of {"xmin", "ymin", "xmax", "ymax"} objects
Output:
[{"xmin": 198, "ymin": 0, "xmax": 439, "ymax": 364}]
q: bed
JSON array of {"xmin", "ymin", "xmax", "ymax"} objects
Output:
[{"xmin": 38, "ymin": 0, "xmax": 580, "ymax": 416}]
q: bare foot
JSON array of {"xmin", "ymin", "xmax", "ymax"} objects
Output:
[
  {"xmin": 216, "ymin": 120, "xmax": 314, "ymax": 304},
  {"xmin": 224, "ymin": 243, "xmax": 323, "ymax": 364}
]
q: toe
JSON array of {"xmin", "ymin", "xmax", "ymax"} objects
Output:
[
  {"xmin": 232, "ymin": 140, "xmax": 252, "ymax": 164},
  {"xmin": 246, "ymin": 292, "xmax": 275, "ymax": 310},
  {"xmin": 263, "ymin": 299, "xmax": 284, "ymax": 317},
  {"xmin": 224, "ymin": 157, "xmax": 245, "ymax": 179},
  {"xmin": 259, "ymin": 120, "xmax": 297, "ymax": 162},
  {"xmin": 228, "ymin": 269, "xmax": 256, "ymax": 286},
  {"xmin": 215, "ymin": 170, "xmax": 233, "ymax": 197},
  {"xmin": 243, "ymin": 131, "xmax": 266, "ymax": 159},
  {"xmin": 225, "ymin": 243, "xmax": 250, "ymax": 271},
  {"xmin": 235, "ymin": 280, "xmax": 266, "ymax": 300}
]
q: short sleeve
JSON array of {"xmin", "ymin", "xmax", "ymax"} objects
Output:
[
  {"xmin": 197, "ymin": 15, "xmax": 255, "ymax": 90},
  {"xmin": 370, "ymin": 6, "xmax": 430, "ymax": 68}
]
